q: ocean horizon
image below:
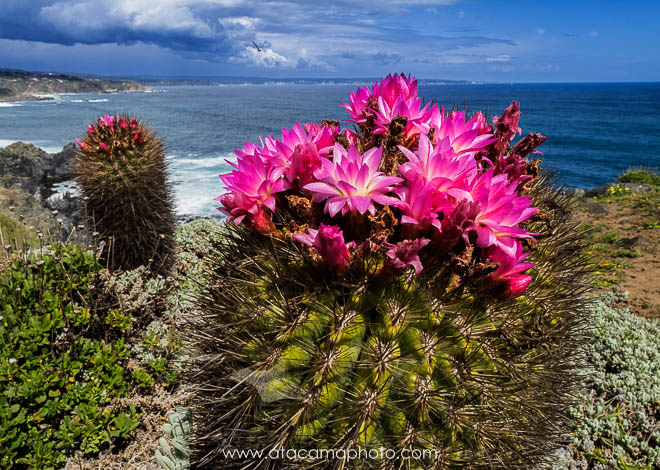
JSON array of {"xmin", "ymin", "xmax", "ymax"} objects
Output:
[{"xmin": 1, "ymin": 81, "xmax": 659, "ymax": 218}]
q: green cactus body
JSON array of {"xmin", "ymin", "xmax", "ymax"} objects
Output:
[
  {"xmin": 186, "ymin": 178, "xmax": 591, "ymax": 470},
  {"xmin": 75, "ymin": 114, "xmax": 175, "ymax": 275}
]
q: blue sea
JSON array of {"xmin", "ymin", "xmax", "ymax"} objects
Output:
[{"xmin": 1, "ymin": 81, "xmax": 659, "ymax": 218}]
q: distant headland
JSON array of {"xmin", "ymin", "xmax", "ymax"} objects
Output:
[{"xmin": 0, "ymin": 68, "xmax": 150, "ymax": 102}]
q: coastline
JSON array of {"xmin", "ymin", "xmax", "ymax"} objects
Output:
[{"xmin": 0, "ymin": 88, "xmax": 153, "ymax": 103}]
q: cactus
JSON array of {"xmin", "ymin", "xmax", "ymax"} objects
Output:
[
  {"xmin": 156, "ymin": 406, "xmax": 192, "ymax": 470},
  {"xmin": 75, "ymin": 114, "xmax": 175, "ymax": 275},
  {"xmin": 186, "ymin": 75, "xmax": 591, "ymax": 470}
]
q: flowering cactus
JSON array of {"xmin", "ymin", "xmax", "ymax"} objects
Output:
[
  {"xmin": 187, "ymin": 75, "xmax": 591, "ymax": 470},
  {"xmin": 75, "ymin": 114, "xmax": 175, "ymax": 274}
]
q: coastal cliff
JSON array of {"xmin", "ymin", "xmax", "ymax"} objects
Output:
[{"xmin": 0, "ymin": 69, "xmax": 150, "ymax": 102}]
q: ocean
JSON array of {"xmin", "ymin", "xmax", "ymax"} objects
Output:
[{"xmin": 1, "ymin": 81, "xmax": 659, "ymax": 218}]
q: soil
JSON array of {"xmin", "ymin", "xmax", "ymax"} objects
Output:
[{"xmin": 572, "ymin": 196, "xmax": 660, "ymax": 319}]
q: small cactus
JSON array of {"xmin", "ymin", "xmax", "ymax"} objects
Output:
[
  {"xmin": 75, "ymin": 114, "xmax": 175, "ymax": 275},
  {"xmin": 156, "ymin": 406, "xmax": 192, "ymax": 470}
]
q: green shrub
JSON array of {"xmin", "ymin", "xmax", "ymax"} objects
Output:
[
  {"xmin": 618, "ymin": 169, "xmax": 660, "ymax": 188},
  {"xmin": 0, "ymin": 244, "xmax": 141, "ymax": 469}
]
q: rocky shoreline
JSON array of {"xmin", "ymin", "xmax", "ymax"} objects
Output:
[{"xmin": 0, "ymin": 69, "xmax": 150, "ymax": 103}]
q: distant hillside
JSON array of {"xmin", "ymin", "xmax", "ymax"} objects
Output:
[{"xmin": 0, "ymin": 69, "xmax": 150, "ymax": 102}]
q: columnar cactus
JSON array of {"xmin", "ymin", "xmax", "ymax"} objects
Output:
[
  {"xmin": 186, "ymin": 74, "xmax": 591, "ymax": 470},
  {"xmin": 75, "ymin": 114, "xmax": 175, "ymax": 275}
]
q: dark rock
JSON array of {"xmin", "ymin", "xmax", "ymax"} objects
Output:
[
  {"xmin": 0, "ymin": 141, "xmax": 79, "ymax": 241},
  {"xmin": 52, "ymin": 143, "xmax": 76, "ymax": 180},
  {"xmin": 584, "ymin": 182, "xmax": 654, "ymax": 197},
  {"xmin": 0, "ymin": 141, "xmax": 75, "ymax": 193},
  {"xmin": 618, "ymin": 236, "xmax": 651, "ymax": 251}
]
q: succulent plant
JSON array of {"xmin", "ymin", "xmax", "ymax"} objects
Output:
[
  {"xmin": 186, "ymin": 75, "xmax": 592, "ymax": 470},
  {"xmin": 75, "ymin": 114, "xmax": 175, "ymax": 275},
  {"xmin": 156, "ymin": 406, "xmax": 192, "ymax": 470}
]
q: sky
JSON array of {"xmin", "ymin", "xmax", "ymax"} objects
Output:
[{"xmin": 0, "ymin": 1, "xmax": 658, "ymax": 82}]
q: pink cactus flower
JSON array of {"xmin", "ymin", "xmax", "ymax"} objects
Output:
[
  {"xmin": 304, "ymin": 144, "xmax": 403, "ymax": 217},
  {"xmin": 432, "ymin": 200, "xmax": 481, "ymax": 254},
  {"xmin": 511, "ymin": 132, "xmax": 547, "ymax": 157},
  {"xmin": 119, "ymin": 117, "xmax": 128, "ymax": 129},
  {"xmin": 340, "ymin": 84, "xmax": 374, "ymax": 123},
  {"xmin": 394, "ymin": 176, "xmax": 444, "ymax": 232},
  {"xmin": 129, "ymin": 118, "xmax": 138, "ymax": 129},
  {"xmin": 398, "ymin": 134, "xmax": 477, "ymax": 202},
  {"xmin": 383, "ymin": 238, "xmax": 430, "ymax": 275},
  {"xmin": 98, "ymin": 115, "xmax": 115, "ymax": 129},
  {"xmin": 99, "ymin": 142, "xmax": 110, "ymax": 153},
  {"xmin": 469, "ymin": 170, "xmax": 537, "ymax": 257},
  {"xmin": 342, "ymin": 129, "xmax": 360, "ymax": 146},
  {"xmin": 373, "ymin": 95, "xmax": 433, "ymax": 140},
  {"xmin": 340, "ymin": 73, "xmax": 418, "ymax": 123},
  {"xmin": 273, "ymin": 122, "xmax": 337, "ymax": 184},
  {"xmin": 492, "ymin": 101, "xmax": 522, "ymax": 155},
  {"xmin": 218, "ymin": 151, "xmax": 291, "ymax": 223},
  {"xmin": 293, "ymin": 224, "xmax": 354, "ymax": 272},
  {"xmin": 87, "ymin": 125, "xmax": 95, "ymax": 133},
  {"xmin": 76, "ymin": 139, "xmax": 87, "ymax": 149},
  {"xmin": 425, "ymin": 106, "xmax": 497, "ymax": 158},
  {"xmin": 493, "ymin": 153, "xmax": 532, "ymax": 188},
  {"xmin": 488, "ymin": 243, "xmax": 534, "ymax": 297}
]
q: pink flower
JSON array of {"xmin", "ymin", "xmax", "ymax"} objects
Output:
[
  {"xmin": 340, "ymin": 73, "xmax": 418, "ymax": 123},
  {"xmin": 98, "ymin": 115, "xmax": 115, "ymax": 129},
  {"xmin": 488, "ymin": 243, "xmax": 534, "ymax": 297},
  {"xmin": 99, "ymin": 142, "xmax": 110, "ymax": 153},
  {"xmin": 287, "ymin": 143, "xmax": 323, "ymax": 187},
  {"xmin": 76, "ymin": 139, "xmax": 87, "ymax": 149},
  {"xmin": 304, "ymin": 144, "xmax": 403, "ymax": 217},
  {"xmin": 275, "ymin": 122, "xmax": 337, "ymax": 184},
  {"xmin": 218, "ymin": 152, "xmax": 291, "ymax": 223},
  {"xmin": 293, "ymin": 224, "xmax": 353, "ymax": 272},
  {"xmin": 342, "ymin": 129, "xmax": 360, "ymax": 146},
  {"xmin": 469, "ymin": 170, "xmax": 537, "ymax": 257},
  {"xmin": 119, "ymin": 117, "xmax": 128, "ymax": 129},
  {"xmin": 87, "ymin": 125, "xmax": 95, "ymax": 133},
  {"xmin": 511, "ymin": 132, "xmax": 547, "ymax": 157},
  {"xmin": 394, "ymin": 176, "xmax": 444, "ymax": 232},
  {"xmin": 432, "ymin": 200, "xmax": 481, "ymax": 254},
  {"xmin": 425, "ymin": 106, "xmax": 497, "ymax": 158},
  {"xmin": 493, "ymin": 153, "xmax": 532, "ymax": 187},
  {"xmin": 492, "ymin": 101, "xmax": 522, "ymax": 155},
  {"xmin": 383, "ymin": 238, "xmax": 430, "ymax": 275},
  {"xmin": 373, "ymin": 95, "xmax": 433, "ymax": 140},
  {"xmin": 398, "ymin": 134, "xmax": 477, "ymax": 202}
]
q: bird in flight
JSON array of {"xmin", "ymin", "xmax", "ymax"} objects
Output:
[{"xmin": 251, "ymin": 40, "xmax": 267, "ymax": 52}]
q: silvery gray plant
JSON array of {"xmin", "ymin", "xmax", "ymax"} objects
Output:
[{"xmin": 156, "ymin": 406, "xmax": 192, "ymax": 470}]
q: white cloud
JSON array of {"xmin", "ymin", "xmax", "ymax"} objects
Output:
[
  {"xmin": 229, "ymin": 45, "xmax": 294, "ymax": 67},
  {"xmin": 219, "ymin": 16, "xmax": 259, "ymax": 30},
  {"xmin": 486, "ymin": 54, "xmax": 511, "ymax": 62}
]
